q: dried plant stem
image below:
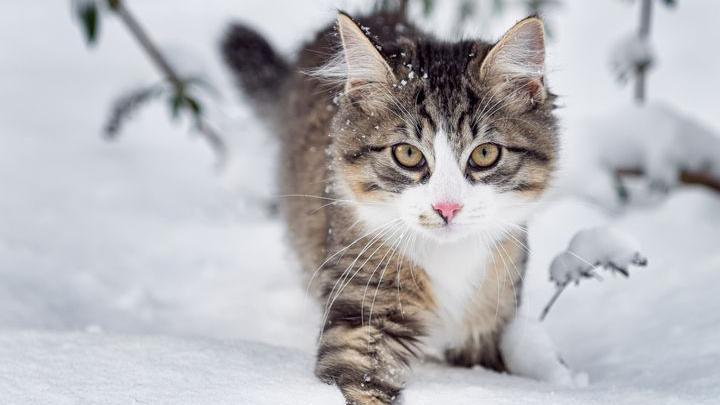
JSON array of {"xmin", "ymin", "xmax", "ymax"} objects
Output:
[
  {"xmin": 635, "ymin": 0, "xmax": 653, "ymax": 104},
  {"xmin": 539, "ymin": 283, "xmax": 567, "ymax": 321},
  {"xmin": 109, "ymin": 0, "xmax": 226, "ymax": 165}
]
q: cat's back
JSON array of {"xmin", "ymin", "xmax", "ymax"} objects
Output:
[{"xmin": 275, "ymin": 22, "xmax": 338, "ymax": 278}]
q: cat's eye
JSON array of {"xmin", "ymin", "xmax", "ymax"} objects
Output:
[
  {"xmin": 469, "ymin": 143, "xmax": 501, "ymax": 169},
  {"xmin": 392, "ymin": 143, "xmax": 425, "ymax": 169}
]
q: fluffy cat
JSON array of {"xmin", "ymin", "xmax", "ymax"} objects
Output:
[{"xmin": 223, "ymin": 10, "xmax": 572, "ymax": 404}]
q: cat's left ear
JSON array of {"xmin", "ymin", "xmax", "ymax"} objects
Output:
[{"xmin": 475, "ymin": 17, "xmax": 546, "ymax": 107}]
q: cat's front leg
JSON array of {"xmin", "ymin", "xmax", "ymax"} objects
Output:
[{"xmin": 315, "ymin": 317, "xmax": 420, "ymax": 404}]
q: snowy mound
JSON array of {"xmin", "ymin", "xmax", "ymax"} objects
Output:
[
  {"xmin": 0, "ymin": 332, "xmax": 339, "ymax": 404},
  {"xmin": 2, "ymin": 1, "xmax": 720, "ymax": 404},
  {"xmin": 560, "ymin": 102, "xmax": 720, "ymax": 207}
]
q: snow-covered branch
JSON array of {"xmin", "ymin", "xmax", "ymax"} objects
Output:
[
  {"xmin": 540, "ymin": 227, "xmax": 648, "ymax": 321},
  {"xmin": 610, "ymin": 33, "xmax": 654, "ymax": 86},
  {"xmin": 616, "ymin": 168, "xmax": 720, "ymax": 194},
  {"xmin": 559, "ymin": 102, "xmax": 720, "ymax": 208}
]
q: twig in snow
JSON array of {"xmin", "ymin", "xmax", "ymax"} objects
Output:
[
  {"xmin": 616, "ymin": 167, "xmax": 720, "ymax": 195},
  {"xmin": 540, "ymin": 227, "xmax": 648, "ymax": 321}
]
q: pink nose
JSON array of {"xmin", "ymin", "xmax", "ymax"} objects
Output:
[{"xmin": 432, "ymin": 202, "xmax": 463, "ymax": 223}]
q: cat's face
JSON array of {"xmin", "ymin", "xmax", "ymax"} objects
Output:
[{"xmin": 329, "ymin": 15, "xmax": 557, "ymax": 245}]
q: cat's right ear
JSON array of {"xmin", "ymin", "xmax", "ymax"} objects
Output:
[
  {"xmin": 336, "ymin": 12, "xmax": 395, "ymax": 97},
  {"xmin": 473, "ymin": 17, "xmax": 547, "ymax": 110}
]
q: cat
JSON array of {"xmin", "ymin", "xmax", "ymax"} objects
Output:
[{"xmin": 223, "ymin": 9, "xmax": 573, "ymax": 404}]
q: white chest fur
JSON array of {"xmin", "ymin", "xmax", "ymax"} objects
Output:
[{"xmin": 409, "ymin": 237, "xmax": 491, "ymax": 354}]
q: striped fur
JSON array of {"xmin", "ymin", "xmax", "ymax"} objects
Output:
[{"xmin": 224, "ymin": 11, "xmax": 558, "ymax": 405}]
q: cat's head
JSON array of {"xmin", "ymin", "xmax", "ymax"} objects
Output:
[{"xmin": 326, "ymin": 12, "xmax": 558, "ymax": 244}]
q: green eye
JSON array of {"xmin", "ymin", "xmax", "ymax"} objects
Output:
[
  {"xmin": 392, "ymin": 143, "xmax": 425, "ymax": 169},
  {"xmin": 469, "ymin": 143, "xmax": 501, "ymax": 169}
]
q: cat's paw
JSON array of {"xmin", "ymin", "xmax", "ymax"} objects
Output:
[
  {"xmin": 544, "ymin": 362, "xmax": 589, "ymax": 388},
  {"xmin": 500, "ymin": 316, "xmax": 590, "ymax": 388}
]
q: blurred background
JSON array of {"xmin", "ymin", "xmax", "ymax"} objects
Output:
[{"xmin": 1, "ymin": 1, "xmax": 719, "ymax": 403}]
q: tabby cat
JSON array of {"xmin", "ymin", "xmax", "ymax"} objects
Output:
[{"xmin": 223, "ymin": 9, "xmax": 570, "ymax": 404}]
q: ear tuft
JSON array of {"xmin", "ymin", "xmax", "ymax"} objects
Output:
[
  {"xmin": 479, "ymin": 17, "xmax": 546, "ymax": 105},
  {"xmin": 336, "ymin": 12, "xmax": 395, "ymax": 94},
  {"xmin": 481, "ymin": 17, "xmax": 545, "ymax": 79}
]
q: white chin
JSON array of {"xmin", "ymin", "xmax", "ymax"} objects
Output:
[{"xmin": 417, "ymin": 225, "xmax": 472, "ymax": 244}]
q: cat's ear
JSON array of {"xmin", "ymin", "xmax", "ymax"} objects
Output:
[
  {"xmin": 476, "ymin": 17, "xmax": 546, "ymax": 107},
  {"xmin": 336, "ymin": 12, "xmax": 395, "ymax": 96}
]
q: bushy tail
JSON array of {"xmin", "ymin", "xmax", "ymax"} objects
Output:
[{"xmin": 221, "ymin": 23, "xmax": 289, "ymax": 106}]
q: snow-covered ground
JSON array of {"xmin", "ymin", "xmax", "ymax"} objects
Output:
[{"xmin": 1, "ymin": 1, "xmax": 719, "ymax": 404}]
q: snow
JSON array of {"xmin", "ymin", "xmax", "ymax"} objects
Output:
[
  {"xmin": 567, "ymin": 227, "xmax": 646, "ymax": 273},
  {"xmin": 610, "ymin": 33, "xmax": 655, "ymax": 83},
  {"xmin": 0, "ymin": 331, "xmax": 339, "ymax": 405},
  {"xmin": 2, "ymin": 1, "xmax": 720, "ymax": 404},
  {"xmin": 558, "ymin": 102, "xmax": 720, "ymax": 208},
  {"xmin": 549, "ymin": 226, "xmax": 647, "ymax": 286},
  {"xmin": 525, "ymin": 191, "xmax": 720, "ymax": 405},
  {"xmin": 500, "ymin": 316, "xmax": 589, "ymax": 388}
]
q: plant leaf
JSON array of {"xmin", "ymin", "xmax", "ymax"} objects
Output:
[
  {"xmin": 74, "ymin": 1, "xmax": 100, "ymax": 45},
  {"xmin": 183, "ymin": 95, "xmax": 203, "ymax": 120},
  {"xmin": 422, "ymin": 0, "xmax": 435, "ymax": 16},
  {"xmin": 492, "ymin": 0, "xmax": 506, "ymax": 16},
  {"xmin": 169, "ymin": 92, "xmax": 184, "ymax": 119},
  {"xmin": 104, "ymin": 83, "xmax": 164, "ymax": 138}
]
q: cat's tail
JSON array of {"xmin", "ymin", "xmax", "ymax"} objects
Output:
[{"xmin": 221, "ymin": 23, "xmax": 289, "ymax": 107}]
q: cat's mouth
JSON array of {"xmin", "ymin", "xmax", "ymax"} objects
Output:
[{"xmin": 415, "ymin": 219, "xmax": 473, "ymax": 243}]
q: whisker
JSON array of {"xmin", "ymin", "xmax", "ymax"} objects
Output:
[
  {"xmin": 366, "ymin": 225, "xmax": 408, "ymax": 328},
  {"xmin": 359, "ymin": 225, "xmax": 406, "ymax": 327},
  {"xmin": 329, "ymin": 223, "xmax": 404, "ymax": 318},
  {"xmin": 407, "ymin": 233, "xmax": 421, "ymax": 291},
  {"xmin": 477, "ymin": 231, "xmax": 502, "ymax": 322},
  {"xmin": 319, "ymin": 221, "xmax": 402, "ymax": 335},
  {"xmin": 305, "ymin": 218, "xmax": 401, "ymax": 304},
  {"xmin": 567, "ymin": 249, "xmax": 599, "ymax": 270},
  {"xmin": 496, "ymin": 236, "xmax": 522, "ymax": 313},
  {"xmin": 496, "ymin": 225, "xmax": 530, "ymax": 255}
]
